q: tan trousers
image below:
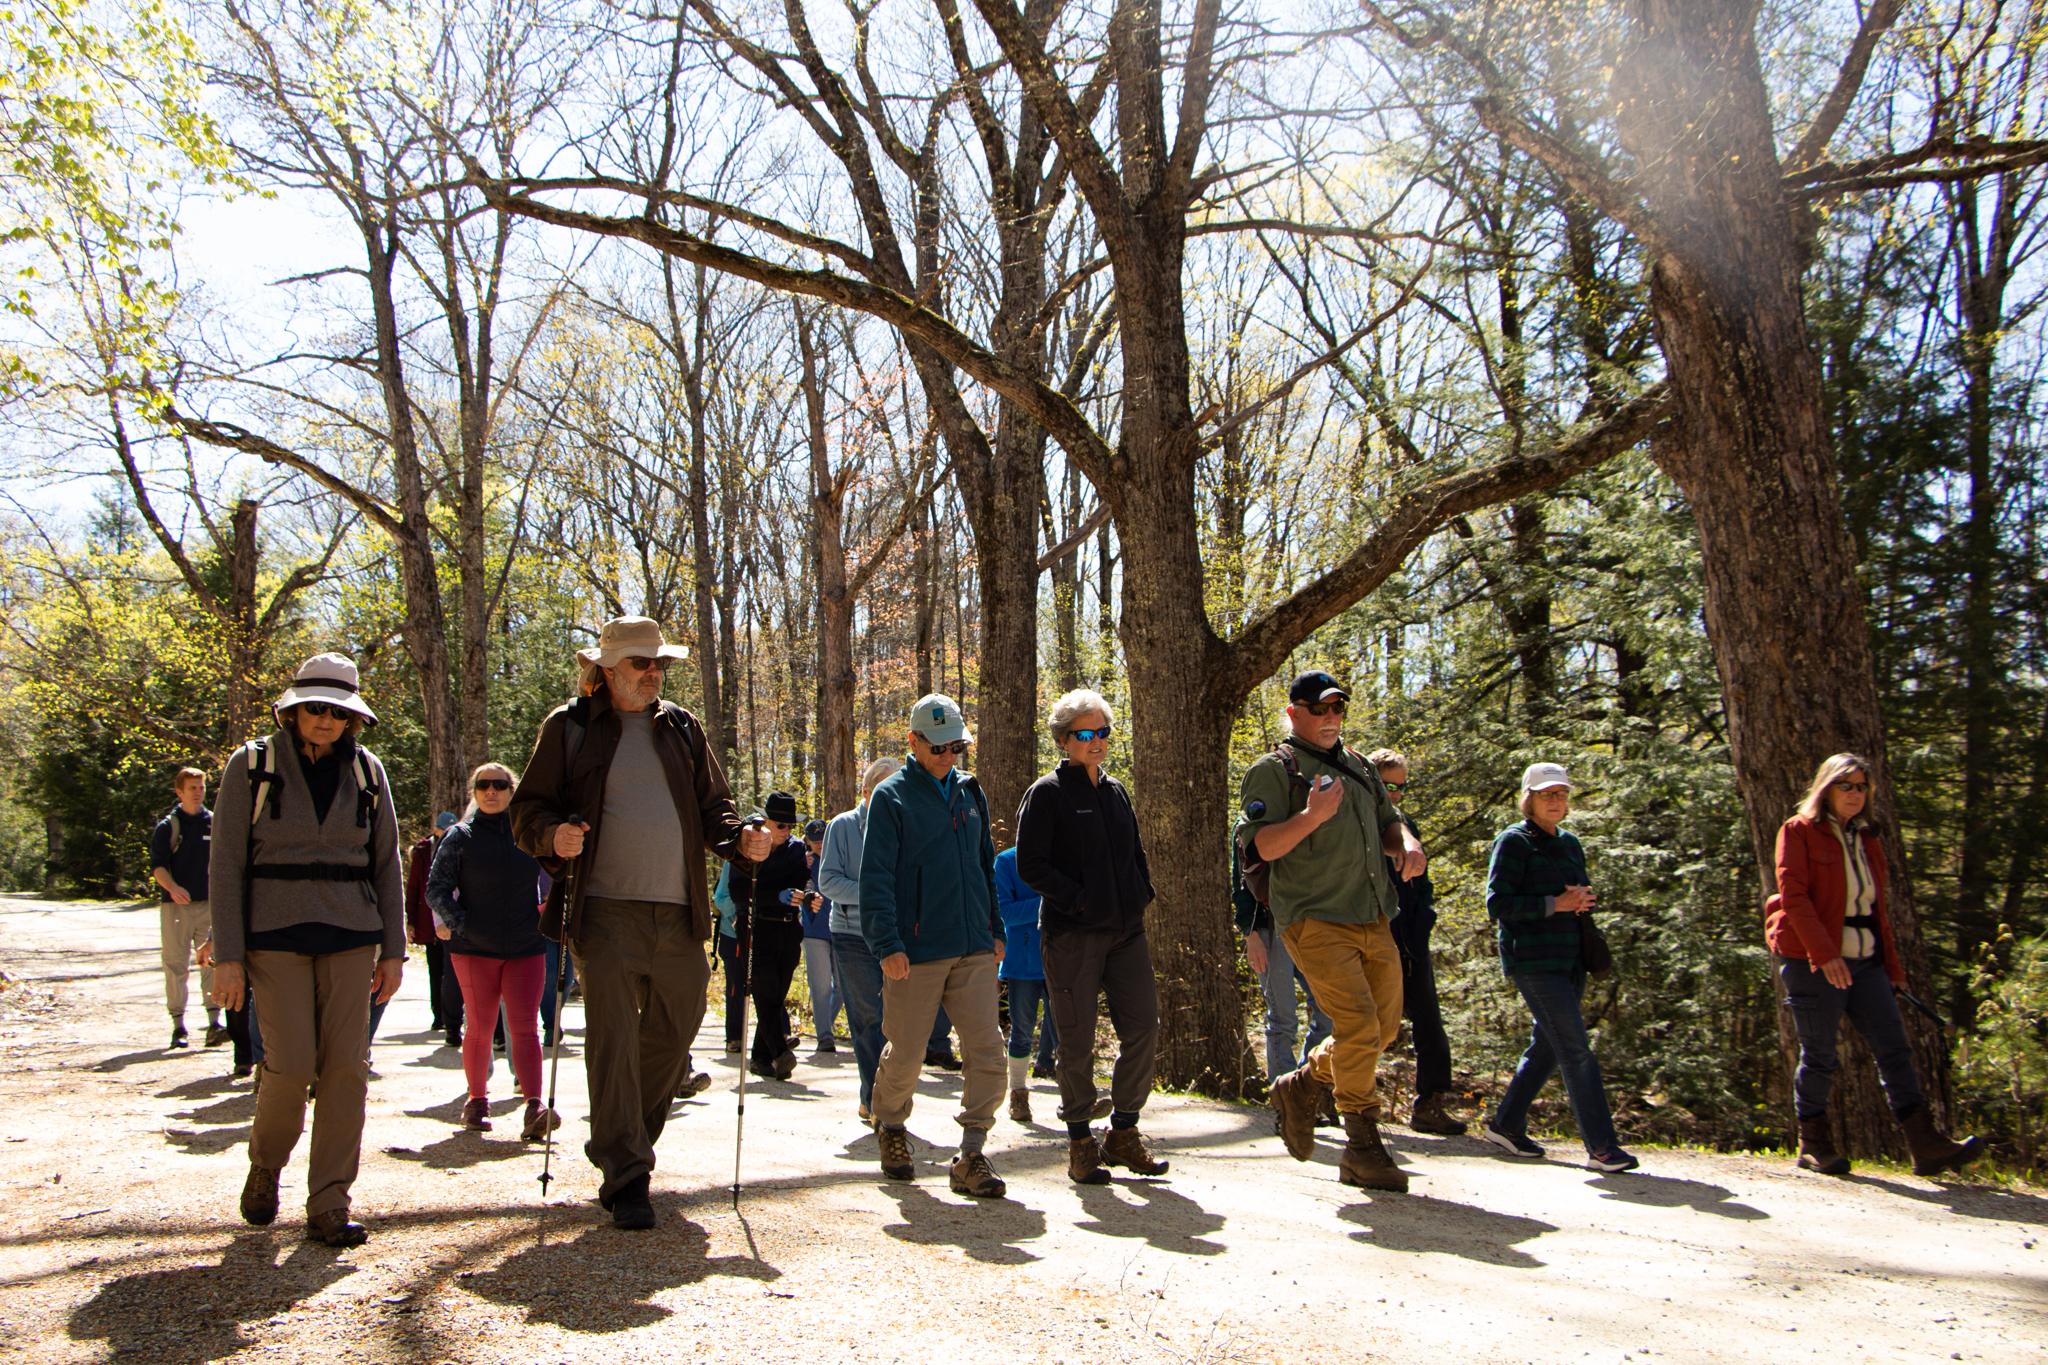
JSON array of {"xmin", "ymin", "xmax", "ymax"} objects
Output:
[
  {"xmin": 160, "ymin": 901, "xmax": 213, "ymax": 1019},
  {"xmin": 245, "ymin": 946, "xmax": 376, "ymax": 1217},
  {"xmin": 871, "ymin": 952, "xmax": 1005, "ymax": 1135},
  {"xmin": 1281, "ymin": 916, "xmax": 1404, "ymax": 1118}
]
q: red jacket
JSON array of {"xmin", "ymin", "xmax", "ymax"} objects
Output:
[
  {"xmin": 1765, "ymin": 814, "xmax": 1903, "ymax": 984},
  {"xmin": 404, "ymin": 833, "xmax": 441, "ymax": 946}
]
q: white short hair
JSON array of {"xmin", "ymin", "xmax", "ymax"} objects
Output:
[{"xmin": 1047, "ymin": 688, "xmax": 1114, "ymax": 741}]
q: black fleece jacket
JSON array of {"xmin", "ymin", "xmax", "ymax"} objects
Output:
[{"xmin": 1014, "ymin": 761, "xmax": 1154, "ymax": 935}]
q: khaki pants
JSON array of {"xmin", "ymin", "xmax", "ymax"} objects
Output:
[
  {"xmin": 245, "ymin": 946, "xmax": 376, "ymax": 1217},
  {"xmin": 871, "ymin": 952, "xmax": 1005, "ymax": 1135},
  {"xmin": 571, "ymin": 896, "xmax": 711, "ymax": 1202},
  {"xmin": 1281, "ymin": 916, "xmax": 1404, "ymax": 1118},
  {"xmin": 160, "ymin": 900, "xmax": 213, "ymax": 1019}
]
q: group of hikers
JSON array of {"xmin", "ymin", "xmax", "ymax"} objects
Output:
[{"xmin": 146, "ymin": 616, "xmax": 1984, "ymax": 1247}]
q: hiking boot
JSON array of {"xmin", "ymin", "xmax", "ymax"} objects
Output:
[
  {"xmin": 443, "ymin": 1029, "xmax": 462, "ymax": 1050},
  {"xmin": 772, "ymin": 1049, "xmax": 797, "ymax": 1080},
  {"xmin": 169, "ymin": 1023, "xmax": 189, "ymax": 1050},
  {"xmin": 813, "ymin": 1038, "xmax": 837, "ymax": 1055},
  {"xmin": 1338, "ymin": 1113, "xmax": 1409, "ymax": 1192},
  {"xmin": 684, "ymin": 1070, "xmax": 713, "ymax": 1096},
  {"xmin": 1102, "ymin": 1126, "xmax": 1170, "ymax": 1176},
  {"xmin": 725, "ymin": 1039, "xmax": 742, "ymax": 1055},
  {"xmin": 877, "ymin": 1125, "xmax": 915, "ymax": 1181},
  {"xmin": 608, "ymin": 1174, "xmax": 656, "ymax": 1230},
  {"xmin": 1796, "ymin": 1114, "xmax": 1849, "ymax": 1175},
  {"xmin": 1318, "ymin": 1090, "xmax": 1341, "ymax": 1128},
  {"xmin": 1067, "ymin": 1134, "xmax": 1111, "ymax": 1185},
  {"xmin": 1410, "ymin": 1091, "xmax": 1468, "ymax": 1137},
  {"xmin": 1900, "ymin": 1106, "xmax": 1983, "ymax": 1177},
  {"xmin": 1092, "ymin": 1096, "xmax": 1114, "ymax": 1121},
  {"xmin": 926, "ymin": 1047, "xmax": 963, "ymax": 1072},
  {"xmin": 1587, "ymin": 1146, "xmax": 1641, "ymax": 1174},
  {"xmin": 240, "ymin": 1163, "xmax": 281, "ymax": 1226},
  {"xmin": 1030, "ymin": 1060, "xmax": 1055, "ymax": 1080},
  {"xmin": 520, "ymin": 1099, "xmax": 559, "ymax": 1142},
  {"xmin": 1480, "ymin": 1124, "xmax": 1545, "ymax": 1159},
  {"xmin": 203, "ymin": 1021, "xmax": 229, "ymax": 1049},
  {"xmin": 305, "ymin": 1208, "xmax": 368, "ymax": 1247},
  {"xmin": 1269, "ymin": 1063, "xmax": 1332, "ymax": 1161},
  {"xmin": 460, "ymin": 1097, "xmax": 491, "ymax": 1131},
  {"xmin": 949, "ymin": 1152, "xmax": 1007, "ymax": 1198},
  {"xmin": 1009, "ymin": 1088, "xmax": 1032, "ymax": 1124}
]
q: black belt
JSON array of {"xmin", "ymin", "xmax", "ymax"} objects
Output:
[
  {"xmin": 249, "ymin": 863, "xmax": 374, "ymax": 882},
  {"xmin": 1843, "ymin": 913, "xmax": 1878, "ymax": 930}
]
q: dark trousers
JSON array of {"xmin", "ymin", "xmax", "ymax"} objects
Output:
[
  {"xmin": 226, "ymin": 995, "xmax": 264, "ymax": 1067},
  {"xmin": 717, "ymin": 933, "xmax": 745, "ymax": 1046},
  {"xmin": 832, "ymin": 931, "xmax": 886, "ymax": 1108},
  {"xmin": 1042, "ymin": 924, "xmax": 1160, "ymax": 1123},
  {"xmin": 1492, "ymin": 968, "xmax": 1619, "ymax": 1155},
  {"xmin": 424, "ymin": 940, "xmax": 453, "ymax": 1030},
  {"xmin": 571, "ymin": 896, "xmax": 712, "ymax": 1202},
  {"xmin": 930, "ymin": 1005, "xmax": 953, "ymax": 1054},
  {"xmin": 539, "ymin": 938, "xmax": 574, "ymax": 1044},
  {"xmin": 1391, "ymin": 907, "xmax": 1453, "ymax": 1098},
  {"xmin": 1778, "ymin": 954, "xmax": 1925, "ymax": 1120},
  {"xmin": 749, "ymin": 919, "xmax": 805, "ymax": 1066}
]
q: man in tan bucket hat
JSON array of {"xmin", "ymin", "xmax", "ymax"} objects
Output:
[{"xmin": 510, "ymin": 617, "xmax": 770, "ymax": 1228}]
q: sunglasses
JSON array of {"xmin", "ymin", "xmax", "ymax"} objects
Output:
[
  {"xmin": 1383, "ymin": 781, "xmax": 1408, "ymax": 792},
  {"xmin": 622, "ymin": 655, "xmax": 670, "ymax": 672},
  {"xmin": 922, "ymin": 738, "xmax": 971, "ymax": 755},
  {"xmin": 765, "ymin": 820, "xmax": 794, "ymax": 833},
  {"xmin": 1830, "ymin": 779, "xmax": 1869, "ymax": 794},
  {"xmin": 297, "ymin": 700, "xmax": 347, "ymax": 718},
  {"xmin": 1067, "ymin": 725, "xmax": 1113, "ymax": 743},
  {"xmin": 1300, "ymin": 700, "xmax": 1346, "ymax": 717},
  {"xmin": 474, "ymin": 778, "xmax": 513, "ymax": 792}
]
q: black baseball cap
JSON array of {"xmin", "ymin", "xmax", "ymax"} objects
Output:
[{"xmin": 1288, "ymin": 670, "xmax": 1350, "ymax": 705}]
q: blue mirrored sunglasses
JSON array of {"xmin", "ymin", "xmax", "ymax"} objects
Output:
[{"xmin": 1067, "ymin": 725, "xmax": 1113, "ymax": 743}]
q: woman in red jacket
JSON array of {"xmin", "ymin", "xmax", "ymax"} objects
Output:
[{"xmin": 1767, "ymin": 753, "xmax": 1980, "ymax": 1177}]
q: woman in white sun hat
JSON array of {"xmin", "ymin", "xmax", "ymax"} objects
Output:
[{"xmin": 210, "ymin": 653, "xmax": 405, "ymax": 1247}]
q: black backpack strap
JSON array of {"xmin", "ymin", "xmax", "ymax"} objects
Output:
[{"xmin": 560, "ymin": 695, "xmax": 591, "ymax": 775}]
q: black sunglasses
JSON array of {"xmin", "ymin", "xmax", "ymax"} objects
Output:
[
  {"xmin": 297, "ymin": 700, "xmax": 347, "ymax": 718},
  {"xmin": 1300, "ymin": 700, "xmax": 1346, "ymax": 717},
  {"xmin": 622, "ymin": 655, "xmax": 670, "ymax": 672},
  {"xmin": 1830, "ymin": 779, "xmax": 1869, "ymax": 794},
  {"xmin": 921, "ymin": 738, "xmax": 970, "ymax": 755},
  {"xmin": 474, "ymin": 778, "xmax": 513, "ymax": 792}
]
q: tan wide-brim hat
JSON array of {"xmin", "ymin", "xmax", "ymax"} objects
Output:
[
  {"xmin": 273, "ymin": 652, "xmax": 378, "ymax": 724},
  {"xmin": 575, "ymin": 616, "xmax": 690, "ymax": 671}
]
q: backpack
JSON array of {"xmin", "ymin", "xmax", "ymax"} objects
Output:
[
  {"xmin": 1234, "ymin": 740, "xmax": 1387, "ymax": 910},
  {"xmin": 242, "ymin": 737, "xmax": 382, "ymax": 847}
]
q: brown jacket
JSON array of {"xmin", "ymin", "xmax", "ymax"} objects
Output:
[{"xmin": 509, "ymin": 685, "xmax": 743, "ymax": 944}]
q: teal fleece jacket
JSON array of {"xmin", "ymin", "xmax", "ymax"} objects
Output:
[{"xmin": 858, "ymin": 757, "xmax": 1002, "ymax": 965}]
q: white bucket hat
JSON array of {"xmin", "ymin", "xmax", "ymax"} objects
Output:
[
  {"xmin": 274, "ymin": 652, "xmax": 377, "ymax": 724},
  {"xmin": 575, "ymin": 616, "xmax": 689, "ymax": 672}
]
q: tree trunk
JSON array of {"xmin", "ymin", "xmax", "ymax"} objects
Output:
[
  {"xmin": 1609, "ymin": 0, "xmax": 1946, "ymax": 1156},
  {"xmin": 224, "ymin": 500, "xmax": 262, "ymax": 745},
  {"xmin": 799, "ymin": 312, "xmax": 858, "ymax": 814},
  {"xmin": 681, "ymin": 262, "xmax": 731, "ymax": 761}
]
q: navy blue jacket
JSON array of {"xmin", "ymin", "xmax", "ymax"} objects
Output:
[
  {"xmin": 425, "ymin": 810, "xmax": 546, "ymax": 959},
  {"xmin": 149, "ymin": 806, "xmax": 212, "ymax": 902},
  {"xmin": 859, "ymin": 758, "xmax": 1000, "ymax": 965}
]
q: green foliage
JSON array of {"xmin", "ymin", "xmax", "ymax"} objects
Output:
[{"xmin": 1957, "ymin": 928, "xmax": 2048, "ymax": 1172}]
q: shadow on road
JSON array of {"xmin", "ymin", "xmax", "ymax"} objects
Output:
[
  {"xmin": 384, "ymin": 1131, "xmax": 541, "ymax": 1172},
  {"xmin": 462, "ymin": 1214, "xmax": 779, "ymax": 1331},
  {"xmin": 1338, "ymin": 1193, "xmax": 1556, "ymax": 1267},
  {"xmin": 1073, "ymin": 1179, "xmax": 1227, "ymax": 1256},
  {"xmin": 1847, "ymin": 1172, "xmax": 2048, "ymax": 1225},
  {"xmin": 68, "ymin": 1234, "xmax": 355, "ymax": 1365},
  {"xmin": 1589, "ymin": 1171, "xmax": 1768, "ymax": 1220},
  {"xmin": 880, "ymin": 1183, "xmax": 1048, "ymax": 1265}
]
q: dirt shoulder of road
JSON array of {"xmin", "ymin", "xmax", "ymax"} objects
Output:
[{"xmin": 0, "ymin": 893, "xmax": 2041, "ymax": 1365}]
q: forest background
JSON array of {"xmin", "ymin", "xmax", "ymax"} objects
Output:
[{"xmin": 3, "ymin": 0, "xmax": 2045, "ymax": 1174}]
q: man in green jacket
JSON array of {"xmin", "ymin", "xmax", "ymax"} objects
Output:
[{"xmin": 860, "ymin": 693, "xmax": 1008, "ymax": 1198}]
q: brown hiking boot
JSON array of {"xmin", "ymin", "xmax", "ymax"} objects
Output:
[
  {"xmin": 461, "ymin": 1097, "xmax": 491, "ymax": 1131},
  {"xmin": 240, "ymin": 1163, "xmax": 280, "ymax": 1226},
  {"xmin": 949, "ymin": 1151, "xmax": 1007, "ymax": 1198},
  {"xmin": 1102, "ymin": 1126, "xmax": 1169, "ymax": 1176},
  {"xmin": 1269, "ymin": 1063, "xmax": 1331, "ymax": 1161},
  {"xmin": 1009, "ymin": 1088, "xmax": 1032, "ymax": 1123},
  {"xmin": 520, "ymin": 1099, "xmax": 560, "ymax": 1142},
  {"xmin": 877, "ymin": 1125, "xmax": 915, "ymax": 1181},
  {"xmin": 1410, "ymin": 1091, "xmax": 1468, "ymax": 1136},
  {"xmin": 1795, "ymin": 1114, "xmax": 1849, "ymax": 1175},
  {"xmin": 1068, "ymin": 1134, "xmax": 1111, "ymax": 1185},
  {"xmin": 305, "ymin": 1208, "xmax": 368, "ymax": 1247},
  {"xmin": 1900, "ymin": 1106, "xmax": 1983, "ymax": 1177},
  {"xmin": 1338, "ymin": 1112, "xmax": 1409, "ymax": 1192}
]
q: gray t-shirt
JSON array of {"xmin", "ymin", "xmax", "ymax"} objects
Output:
[{"xmin": 584, "ymin": 707, "xmax": 690, "ymax": 906}]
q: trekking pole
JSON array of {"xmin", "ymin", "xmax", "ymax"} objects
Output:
[
  {"xmin": 538, "ymin": 814, "xmax": 585, "ymax": 1201},
  {"xmin": 732, "ymin": 816, "xmax": 764, "ymax": 1206},
  {"xmin": 1896, "ymin": 987, "xmax": 1951, "ymax": 1033}
]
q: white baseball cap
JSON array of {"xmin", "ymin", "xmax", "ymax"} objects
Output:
[{"xmin": 1520, "ymin": 762, "xmax": 1572, "ymax": 793}]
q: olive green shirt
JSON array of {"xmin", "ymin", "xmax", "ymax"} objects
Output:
[{"xmin": 1235, "ymin": 740, "xmax": 1402, "ymax": 929}]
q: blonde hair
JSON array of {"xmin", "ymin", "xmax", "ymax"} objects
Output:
[
  {"xmin": 1047, "ymin": 688, "xmax": 1115, "ymax": 741},
  {"xmin": 462, "ymin": 762, "xmax": 517, "ymax": 822},
  {"xmin": 1796, "ymin": 753, "xmax": 1873, "ymax": 825}
]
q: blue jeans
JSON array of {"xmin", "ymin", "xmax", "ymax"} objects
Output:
[
  {"xmin": 803, "ymin": 936, "xmax": 842, "ymax": 1037},
  {"xmin": 1491, "ymin": 969, "xmax": 1620, "ymax": 1155},
  {"xmin": 831, "ymin": 932, "xmax": 886, "ymax": 1108},
  {"xmin": 1003, "ymin": 976, "xmax": 1059, "ymax": 1068},
  {"xmin": 1778, "ymin": 954, "xmax": 1924, "ymax": 1119},
  {"xmin": 1253, "ymin": 926, "xmax": 1332, "ymax": 1080}
]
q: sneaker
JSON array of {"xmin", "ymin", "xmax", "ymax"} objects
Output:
[
  {"xmin": 443, "ymin": 1031, "xmax": 462, "ymax": 1050},
  {"xmin": 461, "ymin": 1097, "xmax": 491, "ymax": 1131},
  {"xmin": 1586, "ymin": 1146, "xmax": 1640, "ymax": 1173},
  {"xmin": 1030, "ymin": 1061, "xmax": 1055, "ymax": 1081},
  {"xmin": 169, "ymin": 1023, "xmax": 189, "ymax": 1050},
  {"xmin": 813, "ymin": 1039, "xmax": 837, "ymax": 1055},
  {"xmin": 203, "ymin": 1022, "xmax": 229, "ymax": 1048},
  {"xmin": 877, "ymin": 1125, "xmax": 915, "ymax": 1180},
  {"xmin": 858, "ymin": 1102, "xmax": 874, "ymax": 1128},
  {"xmin": 949, "ymin": 1151, "xmax": 1007, "ymax": 1198},
  {"xmin": 231, "ymin": 1063, "xmax": 254, "ymax": 1080},
  {"xmin": 1480, "ymin": 1124, "xmax": 1546, "ymax": 1159}
]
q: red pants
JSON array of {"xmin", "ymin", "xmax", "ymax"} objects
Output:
[{"xmin": 451, "ymin": 952, "xmax": 546, "ymax": 1101}]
